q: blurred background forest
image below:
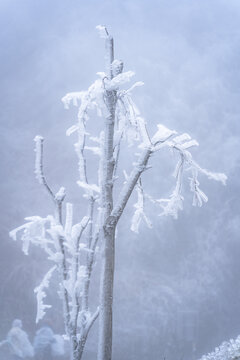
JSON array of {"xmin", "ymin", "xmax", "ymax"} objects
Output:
[{"xmin": 0, "ymin": 0, "xmax": 240, "ymax": 359}]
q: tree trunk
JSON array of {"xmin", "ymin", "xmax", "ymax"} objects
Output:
[
  {"xmin": 98, "ymin": 225, "xmax": 115, "ymax": 360},
  {"xmin": 97, "ymin": 34, "xmax": 116, "ymax": 360}
]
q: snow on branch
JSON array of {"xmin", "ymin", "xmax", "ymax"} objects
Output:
[
  {"xmin": 55, "ymin": 187, "xmax": 66, "ymax": 202},
  {"xmin": 105, "ymin": 71, "xmax": 135, "ymax": 90},
  {"xmin": 96, "ymin": 25, "xmax": 109, "ymax": 39},
  {"xmin": 151, "ymin": 124, "xmax": 177, "ymax": 145},
  {"xmin": 71, "ymin": 216, "xmax": 90, "ymax": 245},
  {"xmin": 34, "ymin": 265, "xmax": 57, "ymax": 323},
  {"xmin": 189, "ymin": 158, "xmax": 227, "ymax": 185},
  {"xmin": 77, "ymin": 181, "xmax": 100, "ymax": 194}
]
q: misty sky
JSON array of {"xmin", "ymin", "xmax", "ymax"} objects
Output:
[{"xmin": 0, "ymin": 1, "xmax": 240, "ymax": 359}]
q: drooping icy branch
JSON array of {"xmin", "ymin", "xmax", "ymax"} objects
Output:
[
  {"xmin": 34, "ymin": 265, "xmax": 57, "ymax": 323},
  {"xmin": 157, "ymin": 153, "xmax": 185, "ymax": 219},
  {"xmin": 110, "ymin": 122, "xmax": 227, "ymax": 232},
  {"xmin": 131, "ymin": 178, "xmax": 152, "ymax": 233},
  {"xmin": 9, "ymin": 216, "xmax": 54, "ymax": 255},
  {"xmin": 189, "ymin": 169, "xmax": 208, "ymax": 207}
]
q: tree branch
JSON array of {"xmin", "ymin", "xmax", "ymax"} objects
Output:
[{"xmin": 110, "ymin": 147, "xmax": 152, "ymax": 226}]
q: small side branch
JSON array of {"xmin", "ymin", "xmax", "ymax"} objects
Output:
[
  {"xmin": 34, "ymin": 136, "xmax": 55, "ymax": 200},
  {"xmin": 77, "ymin": 308, "xmax": 100, "ymax": 360},
  {"xmin": 111, "ymin": 147, "xmax": 152, "ymax": 225}
]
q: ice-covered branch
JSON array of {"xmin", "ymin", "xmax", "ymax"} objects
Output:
[
  {"xmin": 34, "ymin": 136, "xmax": 55, "ymax": 199},
  {"xmin": 110, "ymin": 147, "xmax": 152, "ymax": 226},
  {"xmin": 105, "ymin": 71, "xmax": 135, "ymax": 90},
  {"xmin": 34, "ymin": 265, "xmax": 57, "ymax": 323},
  {"xmin": 83, "ymin": 307, "xmax": 100, "ymax": 337}
]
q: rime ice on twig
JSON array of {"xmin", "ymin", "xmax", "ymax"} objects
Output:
[
  {"xmin": 34, "ymin": 136, "xmax": 44, "ymax": 184},
  {"xmin": 34, "ymin": 265, "xmax": 57, "ymax": 323},
  {"xmin": 34, "ymin": 136, "xmax": 55, "ymax": 199},
  {"xmin": 11, "ymin": 26, "xmax": 227, "ymax": 360},
  {"xmin": 96, "ymin": 25, "xmax": 109, "ymax": 39}
]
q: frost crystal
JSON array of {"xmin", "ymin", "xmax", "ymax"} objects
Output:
[{"xmin": 34, "ymin": 266, "xmax": 57, "ymax": 323}]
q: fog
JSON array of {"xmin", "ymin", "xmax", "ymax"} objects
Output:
[{"xmin": 0, "ymin": 0, "xmax": 240, "ymax": 359}]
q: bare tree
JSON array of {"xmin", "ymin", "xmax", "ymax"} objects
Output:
[
  {"xmin": 10, "ymin": 136, "xmax": 99, "ymax": 360},
  {"xmin": 62, "ymin": 26, "xmax": 226, "ymax": 360},
  {"xmin": 10, "ymin": 26, "xmax": 226, "ymax": 360}
]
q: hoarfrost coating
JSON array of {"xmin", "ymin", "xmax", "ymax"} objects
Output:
[
  {"xmin": 61, "ymin": 26, "xmax": 226, "ymax": 360},
  {"xmin": 9, "ymin": 25, "xmax": 227, "ymax": 360}
]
